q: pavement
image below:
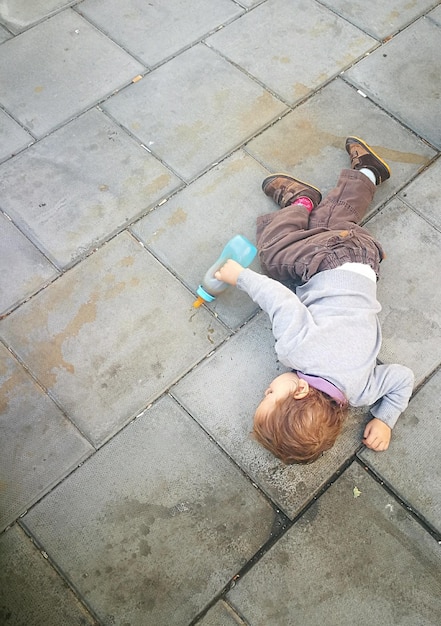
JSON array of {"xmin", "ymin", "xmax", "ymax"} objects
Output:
[{"xmin": 1, "ymin": 1, "xmax": 441, "ymax": 624}]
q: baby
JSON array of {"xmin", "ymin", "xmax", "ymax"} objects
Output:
[{"xmin": 215, "ymin": 137, "xmax": 414, "ymax": 464}]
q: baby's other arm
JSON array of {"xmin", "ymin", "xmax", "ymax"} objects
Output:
[
  {"xmin": 363, "ymin": 418, "xmax": 391, "ymax": 451},
  {"xmin": 368, "ymin": 364, "xmax": 415, "ymax": 429}
]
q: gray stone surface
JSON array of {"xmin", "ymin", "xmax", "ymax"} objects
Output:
[
  {"xmin": 172, "ymin": 314, "xmax": 365, "ymax": 519},
  {"xmin": 0, "ymin": 232, "xmax": 228, "ymax": 446},
  {"xmin": 245, "ymin": 78, "xmax": 435, "ymax": 207},
  {"xmin": 1, "ymin": 2, "xmax": 441, "ymax": 624},
  {"xmin": 227, "ymin": 462, "xmax": 441, "ymax": 626},
  {"xmin": 429, "ymin": 5, "xmax": 441, "ymax": 26},
  {"xmin": 0, "ymin": 524, "xmax": 96, "ymax": 625},
  {"xmin": 0, "ymin": 0, "xmax": 72, "ymax": 33},
  {"xmin": 344, "ymin": 18, "xmax": 441, "ymax": 149},
  {"xmin": 22, "ymin": 395, "xmax": 276, "ymax": 626},
  {"xmin": 0, "ymin": 213, "xmax": 58, "ymax": 315},
  {"xmin": 0, "ymin": 343, "xmax": 93, "ymax": 532},
  {"xmin": 198, "ymin": 600, "xmax": 246, "ymax": 625},
  {"xmin": 367, "ymin": 200, "xmax": 441, "ymax": 384},
  {"xmin": 0, "ymin": 24, "xmax": 11, "ymax": 42},
  {"xmin": 0, "ymin": 9, "xmax": 144, "ymax": 138},
  {"xmin": 359, "ymin": 369, "xmax": 441, "ymax": 534},
  {"xmin": 131, "ymin": 150, "xmax": 271, "ymax": 329},
  {"xmin": 79, "ymin": 0, "xmax": 244, "ymax": 67},
  {"xmin": 104, "ymin": 44, "xmax": 287, "ymax": 182},
  {"xmin": 0, "ymin": 108, "xmax": 182, "ymax": 268},
  {"xmin": 207, "ymin": 0, "xmax": 375, "ymax": 105},
  {"xmin": 320, "ymin": 0, "xmax": 437, "ymax": 39},
  {"xmin": 0, "ymin": 108, "xmax": 33, "ymax": 163},
  {"xmin": 398, "ymin": 156, "xmax": 441, "ymax": 230}
]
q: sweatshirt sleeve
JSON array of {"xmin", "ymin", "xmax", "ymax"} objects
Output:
[
  {"xmin": 236, "ymin": 269, "xmax": 313, "ymax": 343},
  {"xmin": 367, "ymin": 364, "xmax": 415, "ymax": 428}
]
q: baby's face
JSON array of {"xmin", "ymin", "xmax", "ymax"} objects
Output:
[{"xmin": 256, "ymin": 372, "xmax": 302, "ymax": 415}]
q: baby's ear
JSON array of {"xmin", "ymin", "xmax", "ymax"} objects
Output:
[{"xmin": 293, "ymin": 379, "xmax": 309, "ymax": 400}]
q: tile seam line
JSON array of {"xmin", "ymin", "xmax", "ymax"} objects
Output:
[
  {"xmin": 0, "ymin": 104, "xmax": 38, "ymax": 144},
  {"xmin": 406, "ymin": 363, "xmax": 441, "ymax": 408},
  {"xmin": 0, "ymin": 208, "xmax": 59, "ymax": 274},
  {"xmin": 15, "ymin": 520, "xmax": 103, "ymax": 625},
  {"xmin": 360, "ymin": 153, "xmax": 441, "ymax": 233},
  {"xmin": 0, "ymin": 12, "xmax": 151, "ymax": 140},
  {"xmin": 73, "ymin": 3, "xmax": 249, "ymax": 71},
  {"xmin": 170, "ymin": 387, "xmax": 360, "ymax": 524},
  {"xmin": 0, "ymin": 0, "xmax": 80, "ymax": 36},
  {"xmin": 203, "ymin": 39, "xmax": 382, "ymax": 110},
  {"xmin": 188, "ymin": 452, "xmax": 359, "ymax": 626},
  {"xmin": 340, "ymin": 76, "xmax": 441, "ymax": 153},
  {"xmin": 168, "ymin": 388, "xmax": 294, "ymax": 519},
  {"xmin": 354, "ymin": 457, "xmax": 441, "ymax": 543},
  {"xmin": 396, "ymin": 161, "xmax": 441, "ymax": 234},
  {"xmin": 126, "ymin": 230, "xmax": 239, "ymax": 332},
  {"xmin": 0, "ymin": 329, "xmax": 255, "ymax": 533},
  {"xmin": 314, "ymin": 0, "xmax": 440, "ymax": 41},
  {"xmin": 0, "ymin": 339, "xmax": 96, "ymax": 449},
  {"xmin": 99, "ymin": 103, "xmax": 289, "ymax": 188},
  {"xmin": 0, "ymin": 195, "xmax": 195, "ymax": 319},
  {"xmin": 3, "ymin": 8, "xmax": 429, "ymax": 155}
]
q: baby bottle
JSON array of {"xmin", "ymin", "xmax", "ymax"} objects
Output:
[{"xmin": 193, "ymin": 234, "xmax": 257, "ymax": 307}]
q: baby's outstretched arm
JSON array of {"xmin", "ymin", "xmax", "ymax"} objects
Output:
[
  {"xmin": 363, "ymin": 418, "xmax": 391, "ymax": 451},
  {"xmin": 215, "ymin": 259, "xmax": 245, "ymax": 286}
]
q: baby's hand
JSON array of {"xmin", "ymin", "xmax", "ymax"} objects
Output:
[
  {"xmin": 214, "ymin": 259, "xmax": 245, "ymax": 286},
  {"xmin": 363, "ymin": 418, "xmax": 391, "ymax": 451}
]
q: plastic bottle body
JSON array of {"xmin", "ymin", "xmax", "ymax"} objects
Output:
[{"xmin": 194, "ymin": 235, "xmax": 257, "ymax": 306}]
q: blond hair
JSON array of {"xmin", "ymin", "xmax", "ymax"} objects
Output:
[{"xmin": 253, "ymin": 387, "xmax": 348, "ymax": 464}]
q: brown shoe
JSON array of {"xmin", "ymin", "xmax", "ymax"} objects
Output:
[
  {"xmin": 345, "ymin": 136, "xmax": 391, "ymax": 185},
  {"xmin": 262, "ymin": 174, "xmax": 322, "ymax": 209}
]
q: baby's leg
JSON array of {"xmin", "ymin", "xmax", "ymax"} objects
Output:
[
  {"xmin": 311, "ymin": 137, "xmax": 391, "ymax": 228},
  {"xmin": 256, "ymin": 206, "xmax": 328, "ymax": 282},
  {"xmin": 309, "ymin": 169, "xmax": 375, "ymax": 229}
]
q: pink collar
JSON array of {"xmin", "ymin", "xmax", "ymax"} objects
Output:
[{"xmin": 295, "ymin": 371, "xmax": 348, "ymax": 406}]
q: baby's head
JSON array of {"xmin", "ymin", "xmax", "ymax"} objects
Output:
[{"xmin": 253, "ymin": 373, "xmax": 347, "ymax": 464}]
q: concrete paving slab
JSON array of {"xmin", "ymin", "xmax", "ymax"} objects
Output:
[
  {"xmin": 78, "ymin": 0, "xmax": 243, "ymax": 68},
  {"xmin": 245, "ymin": 78, "xmax": 435, "ymax": 207},
  {"xmin": 0, "ymin": 213, "xmax": 58, "ymax": 315},
  {"xmin": 398, "ymin": 156, "xmax": 441, "ymax": 231},
  {"xmin": 366, "ymin": 199, "xmax": 441, "ymax": 385},
  {"xmin": 0, "ymin": 0, "xmax": 72, "ymax": 34},
  {"xmin": 344, "ymin": 18, "xmax": 441, "ymax": 149},
  {"xmin": 0, "ymin": 108, "xmax": 182, "ymax": 268},
  {"xmin": 0, "ymin": 524, "xmax": 96, "ymax": 626},
  {"xmin": 0, "ymin": 10, "xmax": 144, "ymax": 138},
  {"xmin": 22, "ymin": 395, "xmax": 276, "ymax": 626},
  {"xmin": 359, "ymin": 369, "xmax": 441, "ymax": 535},
  {"xmin": 0, "ymin": 343, "xmax": 93, "ymax": 532},
  {"xmin": 131, "ymin": 150, "xmax": 274, "ymax": 329},
  {"xmin": 198, "ymin": 600, "xmax": 245, "ymax": 625},
  {"xmin": 103, "ymin": 44, "xmax": 287, "ymax": 182},
  {"xmin": 0, "ymin": 24, "xmax": 12, "ymax": 42},
  {"xmin": 172, "ymin": 314, "xmax": 365, "ymax": 519},
  {"xmin": 0, "ymin": 232, "xmax": 228, "ymax": 446},
  {"xmin": 428, "ymin": 5, "xmax": 441, "ymax": 26},
  {"xmin": 227, "ymin": 462, "xmax": 441, "ymax": 626},
  {"xmin": 320, "ymin": 0, "xmax": 437, "ymax": 40},
  {"xmin": 0, "ymin": 109, "xmax": 33, "ymax": 163},
  {"xmin": 235, "ymin": 0, "xmax": 263, "ymax": 7},
  {"xmin": 207, "ymin": 0, "xmax": 376, "ymax": 105}
]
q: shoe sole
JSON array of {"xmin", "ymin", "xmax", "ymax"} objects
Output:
[
  {"xmin": 262, "ymin": 173, "xmax": 322, "ymax": 196},
  {"xmin": 346, "ymin": 136, "xmax": 391, "ymax": 177}
]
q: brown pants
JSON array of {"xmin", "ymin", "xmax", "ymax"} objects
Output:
[{"xmin": 256, "ymin": 169, "xmax": 385, "ymax": 283}]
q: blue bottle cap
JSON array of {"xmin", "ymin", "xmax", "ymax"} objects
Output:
[{"xmin": 196, "ymin": 285, "xmax": 216, "ymax": 302}]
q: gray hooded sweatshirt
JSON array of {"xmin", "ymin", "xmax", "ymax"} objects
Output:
[{"xmin": 237, "ymin": 267, "xmax": 414, "ymax": 429}]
